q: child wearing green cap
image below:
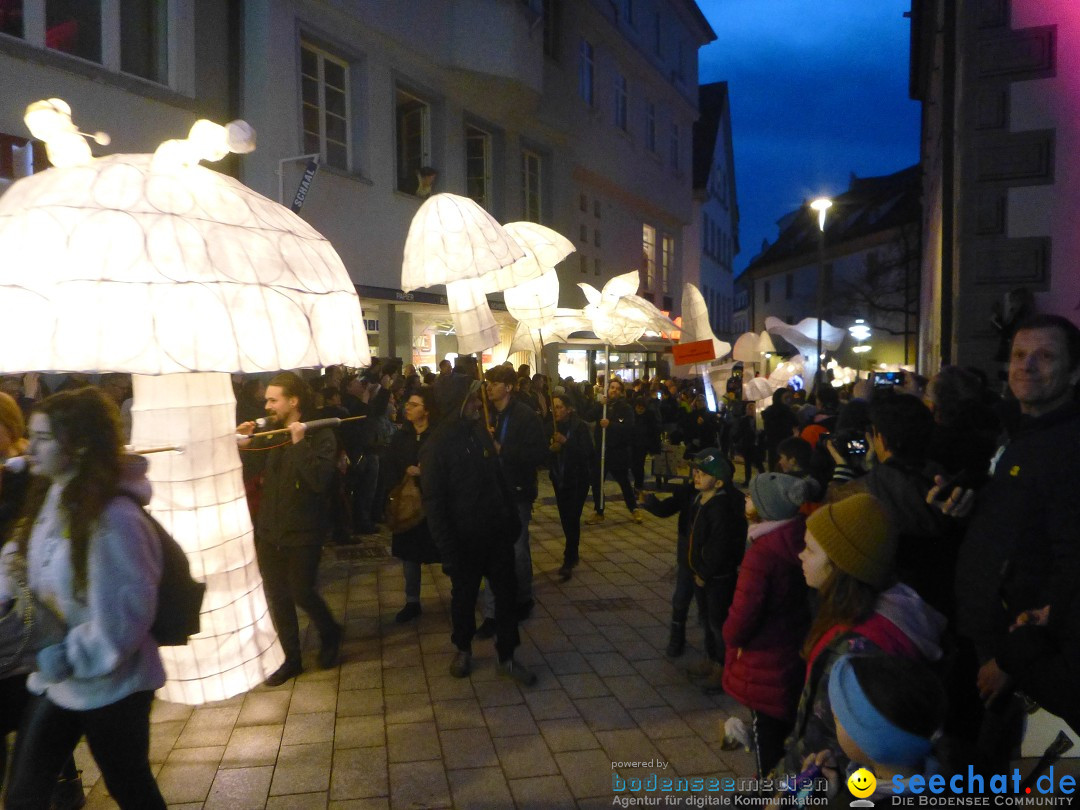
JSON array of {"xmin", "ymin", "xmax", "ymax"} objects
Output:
[{"xmin": 644, "ymin": 448, "xmax": 747, "ymax": 692}]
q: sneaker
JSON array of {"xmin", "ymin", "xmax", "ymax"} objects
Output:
[
  {"xmin": 395, "ymin": 602, "xmax": 422, "ymax": 623},
  {"xmin": 584, "ymin": 512, "xmax": 605, "ymax": 525},
  {"xmin": 49, "ymin": 771, "xmax": 85, "ymax": 810},
  {"xmin": 632, "ymin": 508, "xmax": 645, "ymax": 524},
  {"xmin": 474, "ymin": 617, "xmax": 497, "ymax": 639},
  {"xmin": 264, "ymin": 659, "xmax": 303, "ymax": 687},
  {"xmin": 449, "ymin": 649, "xmax": 472, "ymax": 678},
  {"xmin": 499, "ymin": 658, "xmax": 537, "ymax": 687},
  {"xmin": 317, "ymin": 624, "xmax": 343, "ymax": 669}
]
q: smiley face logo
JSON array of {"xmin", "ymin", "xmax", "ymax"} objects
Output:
[{"xmin": 847, "ymin": 768, "xmax": 877, "ymax": 799}]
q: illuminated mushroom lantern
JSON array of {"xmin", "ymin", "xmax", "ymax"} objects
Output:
[
  {"xmin": 0, "ymin": 100, "xmax": 371, "ymax": 704},
  {"xmin": 578, "ymin": 271, "xmax": 676, "ymax": 510},
  {"xmin": 765, "ymin": 316, "xmax": 845, "ymax": 389},
  {"xmin": 401, "ymin": 193, "xmax": 525, "ymax": 356}
]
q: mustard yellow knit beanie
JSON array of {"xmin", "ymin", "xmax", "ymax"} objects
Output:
[{"xmin": 805, "ymin": 493, "xmax": 895, "ymax": 588}]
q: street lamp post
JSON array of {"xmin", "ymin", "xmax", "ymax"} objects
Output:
[{"xmin": 810, "ymin": 197, "xmax": 833, "ymax": 393}]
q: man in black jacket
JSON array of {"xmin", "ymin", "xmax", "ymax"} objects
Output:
[
  {"xmin": 474, "ymin": 366, "xmax": 548, "ymax": 637},
  {"xmin": 956, "ymin": 314, "xmax": 1080, "ymax": 767},
  {"xmin": 585, "ymin": 377, "xmax": 642, "ymax": 524},
  {"xmin": 421, "ymin": 374, "xmax": 536, "ymax": 686},
  {"xmin": 239, "ymin": 371, "xmax": 343, "ymax": 687}
]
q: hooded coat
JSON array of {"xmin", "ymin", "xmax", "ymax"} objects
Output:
[
  {"xmin": 722, "ymin": 515, "xmax": 810, "ymax": 721},
  {"xmin": 420, "ymin": 375, "xmax": 520, "ymax": 571}
]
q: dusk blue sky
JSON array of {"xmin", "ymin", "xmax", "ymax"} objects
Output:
[{"xmin": 696, "ymin": 0, "xmax": 921, "ymax": 274}]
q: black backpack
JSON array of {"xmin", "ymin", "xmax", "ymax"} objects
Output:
[{"xmin": 125, "ymin": 498, "xmax": 206, "ymax": 646}]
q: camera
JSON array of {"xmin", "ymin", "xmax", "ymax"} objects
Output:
[
  {"xmin": 873, "ymin": 371, "xmax": 903, "ymax": 387},
  {"xmin": 822, "ymin": 429, "xmax": 869, "ymax": 458}
]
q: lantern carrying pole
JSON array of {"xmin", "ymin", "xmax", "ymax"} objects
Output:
[{"xmin": 598, "ymin": 342, "xmax": 610, "ymax": 514}]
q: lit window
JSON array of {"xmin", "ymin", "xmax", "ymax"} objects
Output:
[
  {"xmin": 661, "ymin": 234, "xmax": 673, "ymax": 293},
  {"xmin": 302, "ymin": 42, "xmax": 351, "ymax": 171},
  {"xmin": 614, "ymin": 72, "xmax": 628, "ymax": 131},
  {"xmin": 465, "ymin": 125, "xmax": 492, "ymax": 210},
  {"xmin": 523, "ymin": 149, "xmax": 542, "ymax": 223},
  {"xmin": 579, "ymin": 39, "xmax": 594, "ymax": 106},
  {"xmin": 396, "ymin": 88, "xmax": 431, "ymax": 194},
  {"xmin": 642, "ymin": 224, "xmax": 656, "ymax": 290}
]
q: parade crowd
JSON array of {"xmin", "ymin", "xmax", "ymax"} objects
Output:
[{"xmin": 0, "ymin": 312, "xmax": 1078, "ymax": 807}]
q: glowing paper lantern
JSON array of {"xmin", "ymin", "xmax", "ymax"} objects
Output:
[
  {"xmin": 508, "ymin": 308, "xmax": 593, "ymax": 355},
  {"xmin": 765, "ymin": 316, "xmax": 845, "ymax": 388},
  {"xmin": 743, "ymin": 376, "xmax": 777, "ymax": 402},
  {"xmin": 578, "ymin": 271, "xmax": 677, "ymax": 346},
  {"xmin": 401, "ymin": 193, "xmax": 525, "ymax": 355},
  {"xmin": 677, "ymin": 283, "xmax": 732, "ymax": 367},
  {"xmin": 0, "ymin": 102, "xmax": 371, "ymax": 704},
  {"xmin": 498, "ymin": 222, "xmax": 575, "ymax": 329}
]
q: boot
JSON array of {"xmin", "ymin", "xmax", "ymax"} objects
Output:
[{"xmin": 665, "ymin": 621, "xmax": 686, "ymax": 658}]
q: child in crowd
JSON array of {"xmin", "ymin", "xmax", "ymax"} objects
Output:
[
  {"xmin": 799, "ymin": 654, "xmax": 946, "ymax": 806},
  {"xmin": 642, "ymin": 448, "xmax": 746, "ymax": 692},
  {"xmin": 781, "ymin": 493, "xmax": 946, "ymax": 778},
  {"xmin": 723, "ymin": 473, "xmax": 812, "ymax": 777}
]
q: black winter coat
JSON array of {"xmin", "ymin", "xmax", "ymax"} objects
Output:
[
  {"xmin": 249, "ymin": 426, "xmax": 338, "ymax": 547},
  {"xmin": 644, "ymin": 482, "xmax": 747, "ymax": 580},
  {"xmin": 490, "ymin": 398, "xmax": 548, "ymax": 503},
  {"xmin": 385, "ymin": 423, "xmax": 439, "ymax": 564},
  {"xmin": 956, "ymin": 401, "xmax": 1080, "ymax": 662},
  {"xmin": 421, "ymin": 414, "xmax": 521, "ymax": 570},
  {"xmin": 589, "ymin": 397, "xmax": 635, "ymax": 457},
  {"xmin": 549, "ymin": 414, "xmax": 594, "ymax": 492}
]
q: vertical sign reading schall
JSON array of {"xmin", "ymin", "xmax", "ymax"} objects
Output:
[{"xmin": 290, "ymin": 159, "xmax": 320, "ymax": 213}]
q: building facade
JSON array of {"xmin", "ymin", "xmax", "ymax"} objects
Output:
[
  {"xmin": 239, "ymin": 0, "xmax": 715, "ymax": 368},
  {"xmin": 739, "ymin": 167, "xmax": 921, "ymax": 374},
  {"xmin": 910, "ymin": 0, "xmax": 1080, "ymax": 378},
  {"xmin": 1, "ymin": 1, "xmax": 236, "ymax": 192},
  {"xmin": 687, "ymin": 81, "xmax": 738, "ymax": 342}
]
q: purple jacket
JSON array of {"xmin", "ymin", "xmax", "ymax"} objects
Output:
[{"xmin": 722, "ymin": 516, "xmax": 810, "ymax": 721}]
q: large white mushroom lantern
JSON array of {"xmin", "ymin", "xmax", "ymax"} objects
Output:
[
  {"xmin": 0, "ymin": 100, "xmax": 371, "ymax": 704},
  {"xmin": 764, "ymin": 316, "xmax": 845, "ymax": 390},
  {"xmin": 401, "ymin": 193, "xmax": 525, "ymax": 356}
]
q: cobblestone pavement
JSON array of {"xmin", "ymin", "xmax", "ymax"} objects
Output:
[{"xmin": 74, "ymin": 477, "xmax": 760, "ymax": 808}]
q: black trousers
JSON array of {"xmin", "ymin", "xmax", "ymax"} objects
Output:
[
  {"xmin": 700, "ymin": 574, "xmax": 737, "ymax": 663},
  {"xmin": 752, "ymin": 710, "xmax": 794, "ymax": 780},
  {"xmin": 630, "ymin": 446, "xmax": 648, "ymax": 491},
  {"xmin": 592, "ymin": 450, "xmax": 637, "ymax": 514},
  {"xmin": 450, "ymin": 538, "xmax": 519, "ymax": 662},
  {"xmin": 256, "ymin": 540, "xmax": 340, "ymax": 663},
  {"xmin": 7, "ymin": 690, "xmax": 164, "ymax": 810},
  {"xmin": 554, "ymin": 483, "xmax": 590, "ymax": 565}
]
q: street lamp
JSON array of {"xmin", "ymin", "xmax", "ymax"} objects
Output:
[{"xmin": 809, "ymin": 197, "xmax": 833, "ymax": 393}]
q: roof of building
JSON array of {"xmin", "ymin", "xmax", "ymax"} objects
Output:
[
  {"xmin": 744, "ymin": 164, "xmax": 921, "ymax": 273},
  {"xmin": 692, "ymin": 81, "xmax": 728, "ymax": 190}
]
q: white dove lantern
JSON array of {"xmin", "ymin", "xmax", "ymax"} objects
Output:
[
  {"xmin": 0, "ymin": 101, "xmax": 371, "ymax": 704},
  {"xmin": 732, "ymin": 332, "xmax": 762, "ymax": 363},
  {"xmin": 401, "ymin": 194, "xmax": 525, "ymax": 356},
  {"xmin": 765, "ymin": 316, "xmax": 845, "ymax": 390},
  {"xmin": 507, "ymin": 308, "xmax": 594, "ymax": 356},
  {"xmin": 577, "ymin": 271, "xmax": 677, "ymax": 510}
]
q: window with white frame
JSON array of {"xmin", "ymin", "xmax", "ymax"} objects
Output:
[
  {"xmin": 6, "ymin": 1, "xmax": 175, "ymax": 86},
  {"xmin": 614, "ymin": 72, "xmax": 628, "ymax": 131},
  {"xmin": 641, "ymin": 224, "xmax": 656, "ymax": 290},
  {"xmin": 645, "ymin": 101, "xmax": 656, "ymax": 152},
  {"xmin": 302, "ymin": 42, "xmax": 350, "ymax": 171},
  {"xmin": 522, "ymin": 149, "xmax": 542, "ymax": 223},
  {"xmin": 579, "ymin": 39, "xmax": 594, "ymax": 106},
  {"xmin": 660, "ymin": 233, "xmax": 673, "ymax": 293},
  {"xmin": 396, "ymin": 88, "xmax": 431, "ymax": 194},
  {"xmin": 464, "ymin": 124, "xmax": 492, "ymax": 210}
]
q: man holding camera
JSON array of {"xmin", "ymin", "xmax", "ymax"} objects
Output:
[{"xmin": 824, "ymin": 393, "xmax": 952, "ymax": 615}]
